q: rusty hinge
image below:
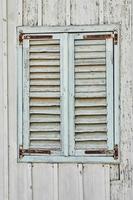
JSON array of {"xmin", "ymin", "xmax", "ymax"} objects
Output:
[
  {"xmin": 85, "ymin": 144, "xmax": 119, "ymax": 160},
  {"xmin": 83, "ymin": 32, "xmax": 118, "ymax": 45},
  {"xmin": 113, "ymin": 31, "xmax": 118, "ymax": 45},
  {"xmin": 19, "ymin": 146, "xmax": 51, "ymax": 158},
  {"xmin": 19, "ymin": 33, "xmax": 24, "ymax": 43},
  {"xmin": 113, "ymin": 144, "xmax": 118, "ymax": 160},
  {"xmin": 19, "ymin": 33, "xmax": 53, "ymax": 43}
]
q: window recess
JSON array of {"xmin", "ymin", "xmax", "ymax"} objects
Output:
[{"xmin": 17, "ymin": 25, "xmax": 119, "ymax": 163}]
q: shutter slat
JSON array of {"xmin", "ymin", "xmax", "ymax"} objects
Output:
[
  {"xmin": 75, "ymin": 116, "xmax": 106, "ymax": 124},
  {"xmin": 30, "ymin": 92, "xmax": 60, "ymax": 98},
  {"xmin": 75, "ymin": 98, "xmax": 106, "ymax": 107},
  {"xmin": 75, "ymin": 86, "xmax": 106, "ymax": 93},
  {"xmin": 75, "ymin": 124, "xmax": 107, "ymax": 132},
  {"xmin": 30, "ymin": 66, "xmax": 60, "ymax": 73},
  {"xmin": 30, "ymin": 45, "xmax": 59, "ymax": 52},
  {"xmin": 75, "ymin": 78, "xmax": 106, "ymax": 85},
  {"xmin": 30, "ymin": 60, "xmax": 60, "ymax": 66},
  {"xmin": 30, "ymin": 115, "xmax": 60, "ymax": 123},
  {"xmin": 30, "ymin": 98, "xmax": 60, "ymax": 106},
  {"xmin": 75, "ymin": 136, "xmax": 107, "ymax": 141},
  {"xmin": 75, "ymin": 59, "xmax": 106, "ymax": 66},
  {"xmin": 30, "ymin": 141, "xmax": 61, "ymax": 149},
  {"xmin": 75, "ymin": 40, "xmax": 106, "ymax": 45},
  {"xmin": 75, "ymin": 45, "xmax": 105, "ymax": 52},
  {"xmin": 30, "ymin": 72, "xmax": 60, "ymax": 79},
  {"xmin": 75, "ymin": 92, "xmax": 106, "ymax": 98},
  {"xmin": 75, "ymin": 66, "xmax": 106, "ymax": 72},
  {"xmin": 30, "ymin": 86, "xmax": 60, "ymax": 92},
  {"xmin": 30, "ymin": 80, "xmax": 60, "ymax": 86},
  {"xmin": 75, "ymin": 52, "xmax": 106, "ymax": 59},
  {"xmin": 75, "ymin": 141, "xmax": 107, "ymax": 149},
  {"xmin": 75, "ymin": 72, "xmax": 106, "ymax": 79},
  {"xmin": 30, "ymin": 40, "xmax": 59, "ymax": 45},
  {"xmin": 30, "ymin": 53, "xmax": 60, "ymax": 59},
  {"xmin": 30, "ymin": 107, "xmax": 60, "ymax": 114}
]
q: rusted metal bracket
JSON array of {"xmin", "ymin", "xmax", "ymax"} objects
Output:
[
  {"xmin": 85, "ymin": 144, "xmax": 119, "ymax": 160},
  {"xmin": 19, "ymin": 32, "xmax": 24, "ymax": 43},
  {"xmin": 19, "ymin": 145, "xmax": 51, "ymax": 158},
  {"xmin": 19, "ymin": 33, "xmax": 52, "ymax": 43},
  {"xmin": 83, "ymin": 31, "xmax": 118, "ymax": 45},
  {"xmin": 113, "ymin": 144, "xmax": 118, "ymax": 160},
  {"xmin": 113, "ymin": 31, "xmax": 118, "ymax": 45}
]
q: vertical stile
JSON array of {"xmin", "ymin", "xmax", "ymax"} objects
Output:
[
  {"xmin": 60, "ymin": 33, "xmax": 69, "ymax": 156},
  {"xmin": 18, "ymin": 40, "xmax": 23, "ymax": 146},
  {"xmin": 106, "ymin": 37, "xmax": 114, "ymax": 150},
  {"xmin": 23, "ymin": 39, "xmax": 30, "ymax": 149},
  {"xmin": 60, "ymin": 35, "xmax": 64, "ymax": 155},
  {"xmin": 68, "ymin": 34, "xmax": 75, "ymax": 155},
  {"xmin": 114, "ymin": 33, "xmax": 120, "ymax": 145}
]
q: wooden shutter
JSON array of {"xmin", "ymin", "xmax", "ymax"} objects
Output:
[
  {"xmin": 69, "ymin": 33, "xmax": 114, "ymax": 156},
  {"xmin": 21, "ymin": 33, "xmax": 66, "ymax": 156}
]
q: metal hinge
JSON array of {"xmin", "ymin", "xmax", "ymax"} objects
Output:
[
  {"xmin": 19, "ymin": 33, "xmax": 53, "ymax": 43},
  {"xmin": 85, "ymin": 144, "xmax": 119, "ymax": 160},
  {"xmin": 113, "ymin": 31, "xmax": 118, "ymax": 45},
  {"xmin": 19, "ymin": 145, "xmax": 51, "ymax": 158},
  {"xmin": 113, "ymin": 144, "xmax": 119, "ymax": 160},
  {"xmin": 19, "ymin": 32, "xmax": 24, "ymax": 43}
]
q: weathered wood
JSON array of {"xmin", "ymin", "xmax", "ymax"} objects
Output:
[
  {"xmin": 32, "ymin": 164, "xmax": 55, "ymax": 200},
  {"xmin": 0, "ymin": 0, "xmax": 132, "ymax": 199},
  {"xmin": 43, "ymin": 0, "xmax": 66, "ymax": 26},
  {"xmin": 23, "ymin": 0, "xmax": 38, "ymax": 25},
  {"xmin": 71, "ymin": 0, "xmax": 99, "ymax": 25},
  {"xmin": 0, "ymin": 0, "xmax": 8, "ymax": 199},
  {"xmin": 110, "ymin": 164, "xmax": 120, "ymax": 181},
  {"xmin": 8, "ymin": 0, "xmax": 33, "ymax": 199},
  {"xmin": 37, "ymin": 0, "xmax": 42, "ymax": 25},
  {"xmin": 103, "ymin": 0, "xmax": 133, "ymax": 199},
  {"xmin": 59, "ymin": 164, "xmax": 82, "ymax": 200},
  {"xmin": 83, "ymin": 164, "xmax": 110, "ymax": 200}
]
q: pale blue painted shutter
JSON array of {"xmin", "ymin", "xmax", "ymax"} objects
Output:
[
  {"xmin": 20, "ymin": 33, "xmax": 67, "ymax": 156},
  {"xmin": 69, "ymin": 33, "xmax": 114, "ymax": 156}
]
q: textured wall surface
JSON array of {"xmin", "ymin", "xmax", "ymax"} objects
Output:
[{"xmin": 0, "ymin": 0, "xmax": 133, "ymax": 199}]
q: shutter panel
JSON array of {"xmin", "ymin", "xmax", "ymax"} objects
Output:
[
  {"xmin": 69, "ymin": 33, "xmax": 114, "ymax": 156},
  {"xmin": 22, "ymin": 34, "xmax": 64, "ymax": 156}
]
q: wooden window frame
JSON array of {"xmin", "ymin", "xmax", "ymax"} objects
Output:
[{"xmin": 17, "ymin": 25, "xmax": 120, "ymax": 163}]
